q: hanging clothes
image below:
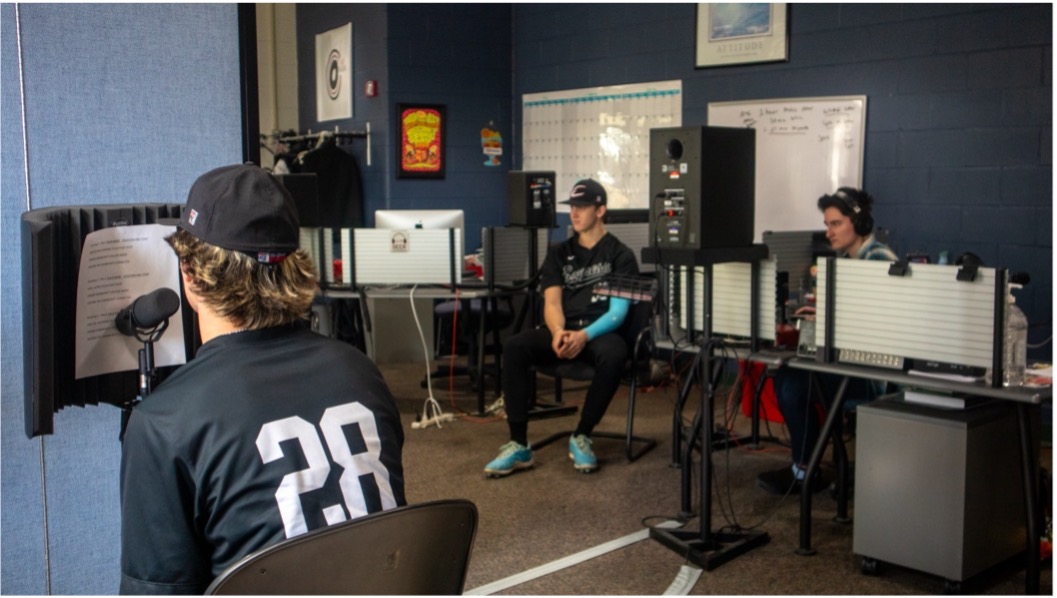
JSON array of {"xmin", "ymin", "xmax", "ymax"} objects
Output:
[{"xmin": 297, "ymin": 139, "xmax": 365, "ymax": 228}]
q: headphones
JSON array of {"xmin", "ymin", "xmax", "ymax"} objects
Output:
[{"xmin": 830, "ymin": 188, "xmax": 874, "ymax": 236}]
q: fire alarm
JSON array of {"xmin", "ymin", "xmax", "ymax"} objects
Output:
[{"xmin": 365, "ymin": 80, "xmax": 378, "ymax": 97}]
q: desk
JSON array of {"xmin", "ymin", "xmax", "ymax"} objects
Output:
[
  {"xmin": 323, "ymin": 284, "xmax": 515, "ymax": 415},
  {"xmin": 786, "ymin": 358, "xmax": 1051, "ymax": 594}
]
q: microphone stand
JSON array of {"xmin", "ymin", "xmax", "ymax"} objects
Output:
[{"xmin": 119, "ymin": 319, "xmax": 170, "ymax": 442}]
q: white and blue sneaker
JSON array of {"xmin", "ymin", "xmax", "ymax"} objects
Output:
[
  {"xmin": 568, "ymin": 434, "xmax": 598, "ymax": 473},
  {"xmin": 484, "ymin": 441, "xmax": 533, "ymax": 478}
]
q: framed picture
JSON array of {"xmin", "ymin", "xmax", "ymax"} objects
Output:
[
  {"xmin": 695, "ymin": 3, "xmax": 788, "ymax": 68},
  {"xmin": 397, "ymin": 104, "xmax": 446, "ymax": 179}
]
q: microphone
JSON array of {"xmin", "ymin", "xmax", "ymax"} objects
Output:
[{"xmin": 115, "ymin": 288, "xmax": 181, "ymax": 336}]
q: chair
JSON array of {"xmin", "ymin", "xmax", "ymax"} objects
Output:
[
  {"xmin": 425, "ymin": 296, "xmax": 514, "ymax": 393},
  {"xmin": 205, "ymin": 499, "xmax": 478, "ymax": 595},
  {"xmin": 528, "ymin": 299, "xmax": 658, "ymax": 462}
]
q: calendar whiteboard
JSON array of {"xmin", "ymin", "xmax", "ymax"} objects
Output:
[
  {"xmin": 708, "ymin": 95, "xmax": 867, "ymax": 241},
  {"xmin": 522, "ymin": 80, "xmax": 682, "ymax": 211}
]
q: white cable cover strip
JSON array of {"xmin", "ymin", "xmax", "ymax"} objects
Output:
[
  {"xmin": 663, "ymin": 564, "xmax": 703, "ymax": 595},
  {"xmin": 464, "ymin": 521, "xmax": 682, "ymax": 595}
]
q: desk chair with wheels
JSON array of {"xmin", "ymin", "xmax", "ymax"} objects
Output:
[
  {"xmin": 426, "ymin": 296, "xmax": 514, "ymax": 393},
  {"xmin": 528, "ymin": 299, "xmax": 658, "ymax": 462},
  {"xmin": 205, "ymin": 499, "xmax": 478, "ymax": 595}
]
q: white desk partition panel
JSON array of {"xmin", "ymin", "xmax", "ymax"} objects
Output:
[
  {"xmin": 322, "ymin": 227, "xmax": 339, "ymax": 286},
  {"xmin": 339, "ymin": 228, "xmax": 353, "ymax": 285},
  {"xmin": 352, "ymin": 228, "xmax": 463, "ymax": 285},
  {"xmin": 816, "ymin": 260, "xmax": 998, "ymax": 370},
  {"xmin": 482, "ymin": 227, "xmax": 549, "ymax": 286},
  {"xmin": 300, "ymin": 227, "xmax": 324, "ymax": 281},
  {"xmin": 319, "ymin": 227, "xmax": 355, "ymax": 286},
  {"xmin": 678, "ymin": 258, "xmax": 778, "ymax": 341}
]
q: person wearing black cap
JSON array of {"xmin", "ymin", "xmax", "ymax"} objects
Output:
[
  {"xmin": 119, "ymin": 164, "xmax": 405, "ymax": 594},
  {"xmin": 757, "ymin": 187, "xmax": 895, "ymax": 496},
  {"xmin": 484, "ymin": 178, "xmax": 639, "ymax": 477}
]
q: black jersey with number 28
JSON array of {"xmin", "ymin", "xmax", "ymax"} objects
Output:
[{"xmin": 119, "ymin": 323, "xmax": 405, "ymax": 595}]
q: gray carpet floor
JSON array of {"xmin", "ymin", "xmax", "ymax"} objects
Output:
[{"xmin": 379, "ymin": 360, "xmax": 1052, "ymax": 595}]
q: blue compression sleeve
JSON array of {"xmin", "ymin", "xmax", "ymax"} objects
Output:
[{"xmin": 582, "ymin": 297, "xmax": 631, "ymax": 341}]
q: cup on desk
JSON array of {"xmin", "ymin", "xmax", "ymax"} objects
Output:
[{"xmin": 775, "ymin": 323, "xmax": 799, "ymax": 349}]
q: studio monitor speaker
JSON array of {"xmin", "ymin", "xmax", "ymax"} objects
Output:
[
  {"xmin": 648, "ymin": 126, "xmax": 755, "ymax": 249},
  {"xmin": 507, "ymin": 170, "xmax": 556, "ymax": 228}
]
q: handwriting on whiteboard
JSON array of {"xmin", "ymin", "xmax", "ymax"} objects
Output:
[
  {"xmin": 709, "ymin": 95, "xmax": 867, "ymax": 241},
  {"xmin": 735, "ymin": 104, "xmax": 859, "ymax": 148}
]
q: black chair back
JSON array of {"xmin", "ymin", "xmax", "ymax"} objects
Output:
[{"xmin": 206, "ymin": 499, "xmax": 478, "ymax": 595}]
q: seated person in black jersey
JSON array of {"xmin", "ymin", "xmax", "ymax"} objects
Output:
[
  {"xmin": 120, "ymin": 164, "xmax": 406, "ymax": 594},
  {"xmin": 484, "ymin": 179, "xmax": 639, "ymax": 477},
  {"xmin": 757, "ymin": 187, "xmax": 895, "ymax": 495}
]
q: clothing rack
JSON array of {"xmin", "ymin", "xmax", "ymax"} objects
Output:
[{"xmin": 262, "ymin": 123, "xmax": 371, "ymax": 166}]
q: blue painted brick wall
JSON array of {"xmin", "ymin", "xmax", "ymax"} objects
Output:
[
  {"xmin": 297, "ymin": 4, "xmax": 1050, "ymax": 360},
  {"xmin": 299, "ymin": 4, "xmax": 513, "ymax": 253},
  {"xmin": 385, "ymin": 4, "xmax": 513, "ymax": 253},
  {"xmin": 298, "ymin": 4, "xmax": 390, "ymax": 241},
  {"xmin": 513, "ymin": 3, "xmax": 1051, "ymax": 360}
]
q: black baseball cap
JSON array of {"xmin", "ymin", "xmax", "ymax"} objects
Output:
[
  {"xmin": 179, "ymin": 164, "xmax": 299, "ymax": 263},
  {"xmin": 559, "ymin": 178, "xmax": 607, "ymax": 207}
]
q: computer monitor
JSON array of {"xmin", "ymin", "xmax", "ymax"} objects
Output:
[
  {"xmin": 374, "ymin": 209, "xmax": 465, "ymax": 252},
  {"xmin": 362, "ymin": 210, "xmax": 465, "ymax": 286}
]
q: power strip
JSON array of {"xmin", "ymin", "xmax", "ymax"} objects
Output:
[{"xmin": 411, "ymin": 412, "xmax": 457, "ymax": 430}]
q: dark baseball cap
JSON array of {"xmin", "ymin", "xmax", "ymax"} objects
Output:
[
  {"xmin": 559, "ymin": 178, "xmax": 607, "ymax": 207},
  {"xmin": 179, "ymin": 164, "xmax": 299, "ymax": 263}
]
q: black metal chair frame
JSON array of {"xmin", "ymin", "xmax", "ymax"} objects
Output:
[
  {"xmin": 527, "ymin": 301, "xmax": 658, "ymax": 462},
  {"xmin": 426, "ymin": 295, "xmax": 514, "ymax": 394}
]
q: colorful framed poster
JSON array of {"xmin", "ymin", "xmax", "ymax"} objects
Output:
[{"xmin": 397, "ymin": 104, "xmax": 446, "ymax": 179}]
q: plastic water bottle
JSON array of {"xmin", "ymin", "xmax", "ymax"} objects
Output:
[{"xmin": 1003, "ymin": 285, "xmax": 1028, "ymax": 387}]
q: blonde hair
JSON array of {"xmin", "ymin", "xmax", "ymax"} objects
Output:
[{"xmin": 167, "ymin": 228, "xmax": 318, "ymax": 330}]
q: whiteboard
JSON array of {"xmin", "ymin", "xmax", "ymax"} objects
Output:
[
  {"xmin": 522, "ymin": 80, "xmax": 682, "ymax": 211},
  {"xmin": 708, "ymin": 95, "xmax": 867, "ymax": 241}
]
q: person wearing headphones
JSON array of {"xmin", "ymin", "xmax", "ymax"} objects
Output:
[
  {"xmin": 817, "ymin": 187, "xmax": 898, "ymax": 261},
  {"xmin": 757, "ymin": 187, "xmax": 896, "ymax": 495}
]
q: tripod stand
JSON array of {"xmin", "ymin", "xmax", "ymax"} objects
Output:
[{"xmin": 644, "ymin": 245, "xmax": 771, "ymax": 570}]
